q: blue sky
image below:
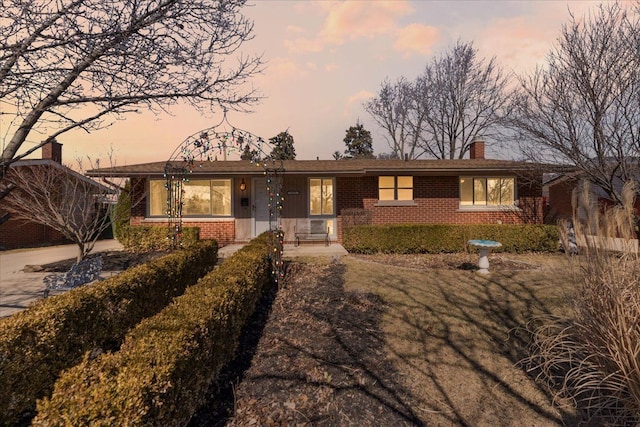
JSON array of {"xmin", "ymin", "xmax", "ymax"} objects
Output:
[{"xmin": 6, "ymin": 0, "xmax": 605, "ymax": 166}]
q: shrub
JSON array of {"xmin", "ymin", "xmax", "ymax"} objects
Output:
[
  {"xmin": 343, "ymin": 223, "xmax": 559, "ymax": 254},
  {"xmin": 0, "ymin": 241, "xmax": 218, "ymax": 425},
  {"xmin": 117, "ymin": 225, "xmax": 200, "ymax": 252},
  {"xmin": 113, "ymin": 180, "xmax": 131, "ymax": 242},
  {"xmin": 525, "ymin": 182, "xmax": 640, "ymax": 425},
  {"xmin": 35, "ymin": 234, "xmax": 274, "ymax": 425}
]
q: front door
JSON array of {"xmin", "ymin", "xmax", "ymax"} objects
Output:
[{"xmin": 252, "ymin": 177, "xmax": 270, "ymax": 237}]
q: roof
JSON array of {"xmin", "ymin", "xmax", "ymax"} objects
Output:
[
  {"xmin": 10, "ymin": 159, "xmax": 115, "ymax": 193},
  {"xmin": 87, "ymin": 158, "xmax": 560, "ymax": 178}
]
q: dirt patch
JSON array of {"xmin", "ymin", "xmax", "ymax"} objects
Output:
[{"xmin": 191, "ymin": 260, "xmax": 422, "ymax": 426}]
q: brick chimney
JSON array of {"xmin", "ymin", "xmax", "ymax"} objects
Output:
[
  {"xmin": 469, "ymin": 137, "xmax": 485, "ymax": 160},
  {"xmin": 42, "ymin": 140, "xmax": 62, "ymax": 163}
]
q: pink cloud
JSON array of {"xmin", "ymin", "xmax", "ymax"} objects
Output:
[
  {"xmin": 475, "ymin": 2, "xmax": 601, "ymax": 75},
  {"xmin": 286, "ymin": 25, "xmax": 304, "ymax": 34},
  {"xmin": 260, "ymin": 57, "xmax": 310, "ymax": 80},
  {"xmin": 319, "ymin": 1, "xmax": 414, "ymax": 43},
  {"xmin": 283, "ymin": 37, "xmax": 325, "ymax": 54},
  {"xmin": 325, "ymin": 63, "xmax": 339, "ymax": 72},
  {"xmin": 284, "ymin": 0, "xmax": 414, "ymax": 54},
  {"xmin": 343, "ymin": 89, "xmax": 375, "ymax": 117},
  {"xmin": 393, "ymin": 24, "xmax": 440, "ymax": 57}
]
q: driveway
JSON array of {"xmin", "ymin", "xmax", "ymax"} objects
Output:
[
  {"xmin": 0, "ymin": 240, "xmax": 124, "ymax": 318},
  {"xmin": 0, "ymin": 240, "xmax": 347, "ymax": 318}
]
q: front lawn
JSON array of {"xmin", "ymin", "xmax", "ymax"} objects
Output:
[{"xmin": 191, "ymin": 252, "xmax": 583, "ymax": 426}]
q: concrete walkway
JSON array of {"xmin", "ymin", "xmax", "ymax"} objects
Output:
[{"xmin": 0, "ymin": 240, "xmax": 347, "ymax": 318}]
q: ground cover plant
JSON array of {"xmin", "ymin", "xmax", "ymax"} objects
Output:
[{"xmin": 190, "ymin": 252, "xmax": 582, "ymax": 426}]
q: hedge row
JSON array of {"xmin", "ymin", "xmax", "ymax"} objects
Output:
[
  {"xmin": 0, "ymin": 241, "xmax": 218, "ymax": 425},
  {"xmin": 34, "ymin": 234, "xmax": 275, "ymax": 425},
  {"xmin": 117, "ymin": 224, "xmax": 200, "ymax": 252},
  {"xmin": 343, "ymin": 224, "xmax": 560, "ymax": 254}
]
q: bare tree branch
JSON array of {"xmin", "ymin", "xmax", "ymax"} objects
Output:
[
  {"xmin": 417, "ymin": 41, "xmax": 510, "ymax": 159},
  {"xmin": 2, "ymin": 158, "xmax": 142, "ymax": 262},
  {"xmin": 509, "ymin": 3, "xmax": 640, "ymax": 205},
  {"xmin": 365, "ymin": 41, "xmax": 509, "ymax": 160},
  {"xmin": 0, "ymin": 0, "xmax": 262, "ymax": 169}
]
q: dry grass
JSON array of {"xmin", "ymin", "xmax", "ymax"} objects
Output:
[
  {"xmin": 526, "ymin": 181, "xmax": 640, "ymax": 425},
  {"xmin": 193, "ymin": 252, "xmax": 583, "ymax": 426},
  {"xmin": 342, "ymin": 253, "xmax": 581, "ymax": 426}
]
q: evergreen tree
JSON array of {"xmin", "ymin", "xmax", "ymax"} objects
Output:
[
  {"xmin": 240, "ymin": 143, "xmax": 259, "ymax": 161},
  {"xmin": 269, "ymin": 131, "xmax": 296, "ymax": 160},
  {"xmin": 343, "ymin": 122, "xmax": 374, "ymax": 159}
]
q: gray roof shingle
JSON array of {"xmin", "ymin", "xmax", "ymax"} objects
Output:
[{"xmin": 87, "ymin": 159, "xmax": 549, "ymax": 177}]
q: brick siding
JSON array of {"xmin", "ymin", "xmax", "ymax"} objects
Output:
[
  {"xmin": 129, "ymin": 174, "xmax": 544, "ymax": 245},
  {"xmin": 335, "ymin": 175, "xmax": 543, "ymax": 241},
  {"xmin": 0, "ymin": 216, "xmax": 68, "ymax": 249}
]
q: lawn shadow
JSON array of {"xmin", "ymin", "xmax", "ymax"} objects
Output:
[
  {"xmin": 348, "ymin": 257, "xmax": 582, "ymax": 426},
  {"xmin": 193, "ymin": 259, "xmax": 425, "ymax": 426}
]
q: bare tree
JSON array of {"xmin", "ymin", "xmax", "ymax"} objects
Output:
[
  {"xmin": 364, "ymin": 77, "xmax": 425, "ymax": 159},
  {"xmin": 418, "ymin": 40, "xmax": 510, "ymax": 159},
  {"xmin": 510, "ymin": 3, "xmax": 640, "ymax": 206},
  {"xmin": 365, "ymin": 41, "xmax": 509, "ymax": 160},
  {"xmin": 0, "ymin": 0, "xmax": 261, "ymax": 173},
  {"xmin": 3, "ymin": 159, "xmax": 127, "ymax": 262}
]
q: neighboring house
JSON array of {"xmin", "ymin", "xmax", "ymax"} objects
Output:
[
  {"xmin": 88, "ymin": 140, "xmax": 547, "ymax": 246},
  {"xmin": 546, "ymin": 172, "xmax": 640, "ymax": 221},
  {"xmin": 0, "ymin": 141, "xmax": 112, "ymax": 250}
]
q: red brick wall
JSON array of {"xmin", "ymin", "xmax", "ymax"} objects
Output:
[
  {"xmin": 547, "ymin": 179, "xmax": 575, "ymax": 221},
  {"xmin": 128, "ymin": 174, "xmax": 544, "ymax": 245},
  {"xmin": 0, "ymin": 216, "xmax": 68, "ymax": 249},
  {"xmin": 336, "ymin": 175, "xmax": 544, "ymax": 240}
]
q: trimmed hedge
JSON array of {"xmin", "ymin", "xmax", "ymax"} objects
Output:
[
  {"xmin": 117, "ymin": 224, "xmax": 200, "ymax": 252},
  {"xmin": 0, "ymin": 241, "xmax": 218, "ymax": 425},
  {"xmin": 343, "ymin": 224, "xmax": 560, "ymax": 254},
  {"xmin": 34, "ymin": 235, "xmax": 274, "ymax": 425}
]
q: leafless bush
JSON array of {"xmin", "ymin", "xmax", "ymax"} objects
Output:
[{"xmin": 525, "ymin": 181, "xmax": 640, "ymax": 425}]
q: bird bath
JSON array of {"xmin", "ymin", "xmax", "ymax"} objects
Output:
[{"xmin": 467, "ymin": 240, "xmax": 502, "ymax": 274}]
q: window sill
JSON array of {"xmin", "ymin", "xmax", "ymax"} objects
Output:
[
  {"xmin": 457, "ymin": 205, "xmax": 521, "ymax": 212},
  {"xmin": 374, "ymin": 200, "xmax": 417, "ymax": 207}
]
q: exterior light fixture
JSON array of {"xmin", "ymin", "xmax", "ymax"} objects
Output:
[{"xmin": 240, "ymin": 178, "xmax": 246, "ymax": 192}]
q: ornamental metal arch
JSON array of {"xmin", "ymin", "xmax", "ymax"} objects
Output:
[{"xmin": 164, "ymin": 112, "xmax": 286, "ymax": 281}]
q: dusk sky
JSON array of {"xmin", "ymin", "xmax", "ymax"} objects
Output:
[{"xmin": 7, "ymin": 0, "xmax": 605, "ymax": 167}]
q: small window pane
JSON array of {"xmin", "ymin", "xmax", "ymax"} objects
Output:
[
  {"xmin": 487, "ymin": 178, "xmax": 501, "ymax": 205},
  {"xmin": 379, "ymin": 176, "xmax": 395, "ymax": 188},
  {"xmin": 322, "ymin": 180, "xmax": 333, "ymax": 214},
  {"xmin": 460, "ymin": 178, "xmax": 473, "ymax": 205},
  {"xmin": 397, "ymin": 188, "xmax": 413, "ymax": 201},
  {"xmin": 379, "ymin": 189, "xmax": 395, "ymax": 201},
  {"xmin": 310, "ymin": 179, "xmax": 322, "ymax": 215},
  {"xmin": 183, "ymin": 180, "xmax": 212, "ymax": 215},
  {"xmin": 211, "ymin": 180, "xmax": 231, "ymax": 216},
  {"xmin": 501, "ymin": 178, "xmax": 515, "ymax": 204},
  {"xmin": 397, "ymin": 176, "xmax": 413, "ymax": 188},
  {"xmin": 474, "ymin": 178, "xmax": 487, "ymax": 205},
  {"xmin": 150, "ymin": 180, "xmax": 167, "ymax": 216}
]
